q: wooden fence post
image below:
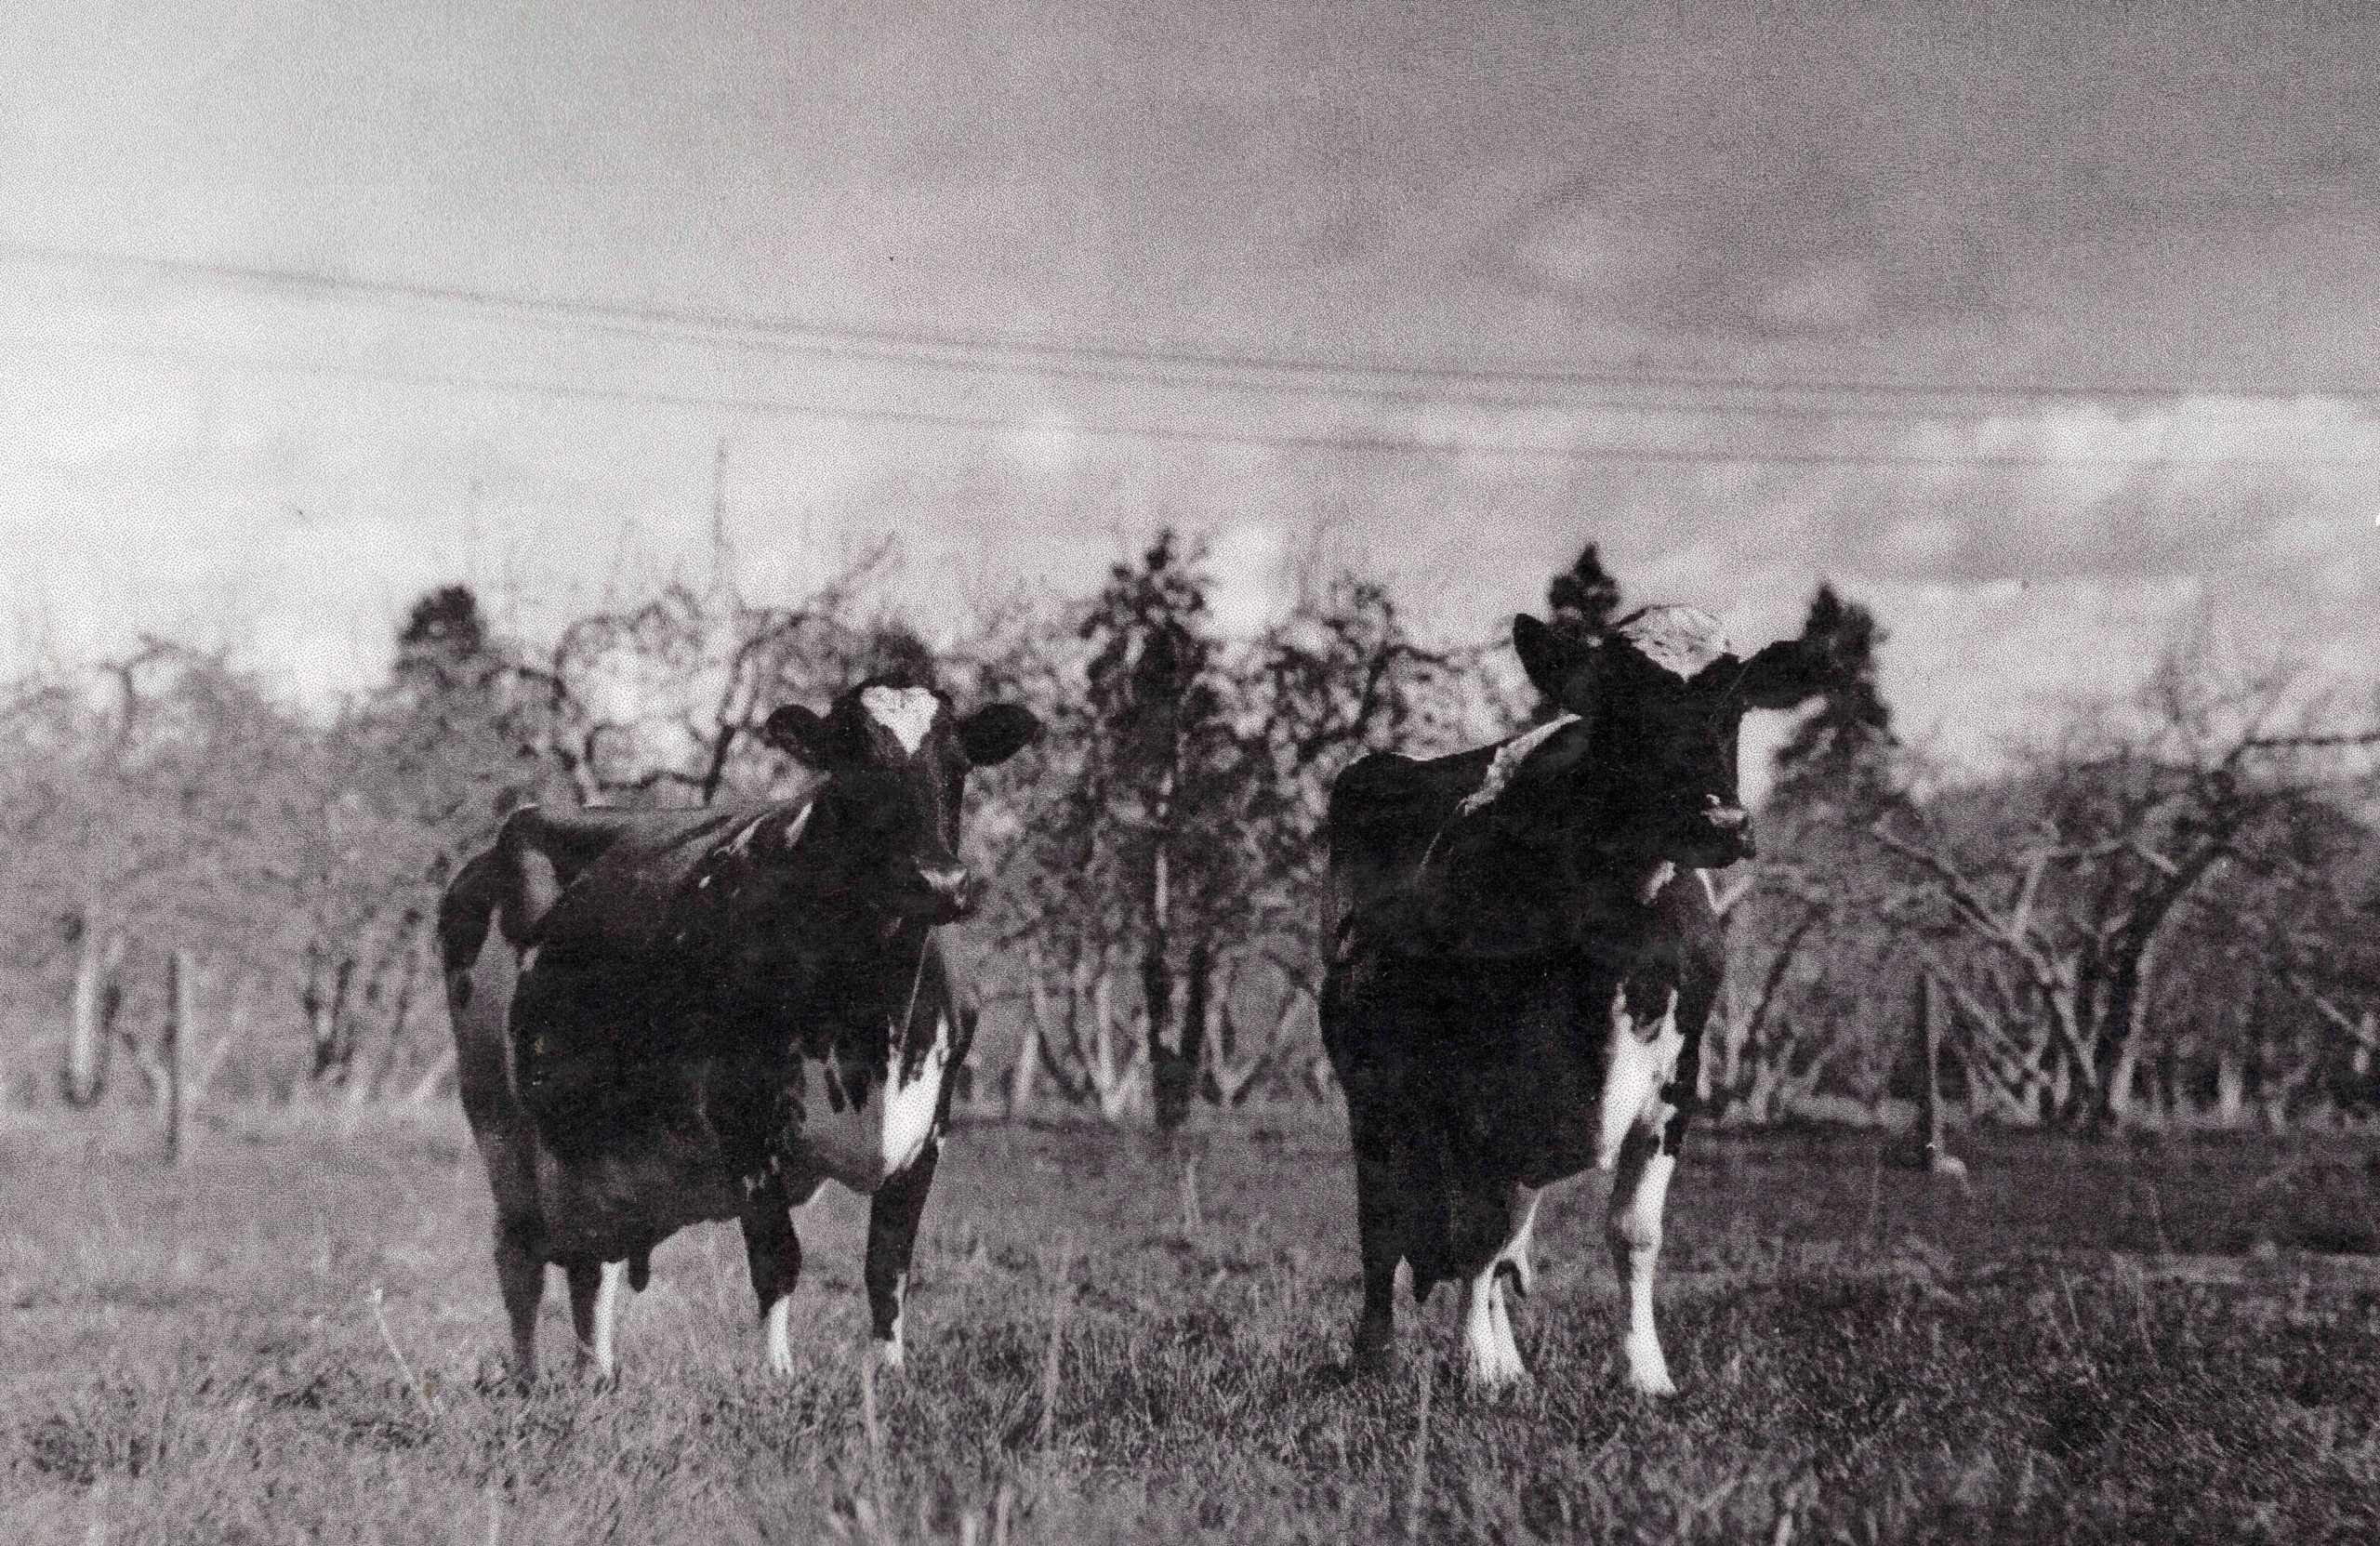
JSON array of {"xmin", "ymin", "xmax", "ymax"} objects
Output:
[
  {"xmin": 1911, "ymin": 970, "xmax": 1965, "ymax": 1183},
  {"xmin": 61, "ymin": 915, "xmax": 125, "ymax": 1108}
]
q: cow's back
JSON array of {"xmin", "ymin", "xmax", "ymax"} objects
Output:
[{"xmin": 1324, "ymin": 743, "xmax": 1497, "ymax": 943}]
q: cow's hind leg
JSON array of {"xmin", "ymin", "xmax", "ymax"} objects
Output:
[
  {"xmin": 495, "ymin": 1218, "xmax": 545, "ymax": 1385},
  {"xmin": 1459, "ymin": 1262, "xmax": 1527, "ymax": 1388},
  {"xmin": 865, "ymin": 1140, "xmax": 941, "ymax": 1369},
  {"xmin": 1455, "ymin": 1184, "xmax": 1529, "ymax": 1388},
  {"xmin": 1347, "ymin": 1118, "xmax": 1406, "ymax": 1373},
  {"xmin": 1605, "ymin": 1122, "xmax": 1678, "ymax": 1395},
  {"xmin": 739, "ymin": 1178, "xmax": 804, "ymax": 1376},
  {"xmin": 565, "ymin": 1257, "xmax": 627, "ymax": 1381}
]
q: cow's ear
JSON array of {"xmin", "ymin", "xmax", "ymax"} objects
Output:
[
  {"xmin": 1733, "ymin": 638, "xmax": 1836, "ymax": 710},
  {"xmin": 1512, "ymin": 614, "xmax": 1598, "ymax": 712},
  {"xmin": 760, "ymin": 704, "xmax": 841, "ymax": 766},
  {"xmin": 958, "ymin": 702, "xmax": 1041, "ymax": 767}
]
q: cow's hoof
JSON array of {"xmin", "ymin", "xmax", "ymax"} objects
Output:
[
  {"xmin": 1456, "ymin": 1360, "xmax": 1532, "ymax": 1389},
  {"xmin": 1463, "ymin": 1352, "xmax": 1530, "ymax": 1392},
  {"xmin": 1622, "ymin": 1339, "xmax": 1677, "ymax": 1396},
  {"xmin": 873, "ymin": 1339, "xmax": 907, "ymax": 1374},
  {"xmin": 476, "ymin": 1355, "xmax": 532, "ymax": 1395},
  {"xmin": 1332, "ymin": 1340, "xmax": 1396, "ymax": 1384}
]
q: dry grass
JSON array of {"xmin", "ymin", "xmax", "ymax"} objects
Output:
[{"xmin": 5, "ymin": 1108, "xmax": 2379, "ymax": 1543}]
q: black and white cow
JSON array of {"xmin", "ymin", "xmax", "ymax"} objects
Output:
[
  {"xmin": 1320, "ymin": 605, "xmax": 1831, "ymax": 1391},
  {"xmin": 439, "ymin": 674, "xmax": 1039, "ymax": 1380}
]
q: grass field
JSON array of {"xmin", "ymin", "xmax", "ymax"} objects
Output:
[{"xmin": 6, "ymin": 1108, "xmax": 2380, "ymax": 1544}]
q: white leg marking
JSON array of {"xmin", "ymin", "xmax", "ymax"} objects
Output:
[
  {"xmin": 1490, "ymin": 1277, "xmax": 1522, "ymax": 1376},
  {"xmin": 1461, "ymin": 1182, "xmax": 1545, "ymax": 1386},
  {"xmin": 1499, "ymin": 1182, "xmax": 1543, "ymax": 1298},
  {"xmin": 1607, "ymin": 1131, "xmax": 1678, "ymax": 1395},
  {"xmin": 878, "ymin": 1299, "xmax": 907, "ymax": 1370},
  {"xmin": 1461, "ymin": 1261, "xmax": 1527, "ymax": 1387},
  {"xmin": 589, "ymin": 1260, "xmax": 624, "ymax": 1378},
  {"xmin": 764, "ymin": 1296, "xmax": 795, "ymax": 1376}
]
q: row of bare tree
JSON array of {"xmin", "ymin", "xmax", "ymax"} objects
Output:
[{"xmin": 4, "ymin": 535, "xmax": 2374, "ymax": 1138}]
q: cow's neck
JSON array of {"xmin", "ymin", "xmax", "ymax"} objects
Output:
[
  {"xmin": 687, "ymin": 795, "xmax": 937, "ymax": 1045},
  {"xmin": 1402, "ymin": 817, "xmax": 1674, "ymax": 961}
]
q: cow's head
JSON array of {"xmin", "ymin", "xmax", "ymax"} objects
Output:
[
  {"xmin": 1509, "ymin": 604, "xmax": 1833, "ymax": 869},
  {"xmin": 761, "ymin": 675, "xmax": 1040, "ymax": 923}
]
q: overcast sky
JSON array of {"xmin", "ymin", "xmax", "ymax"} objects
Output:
[{"xmin": 2, "ymin": 0, "xmax": 2373, "ymax": 766}]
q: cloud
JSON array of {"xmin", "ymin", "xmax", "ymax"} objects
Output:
[{"xmin": 1204, "ymin": 522, "xmax": 1289, "ymax": 639}]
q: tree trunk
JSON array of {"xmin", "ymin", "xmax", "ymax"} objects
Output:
[
  {"xmin": 61, "ymin": 919, "xmax": 125, "ymax": 1108},
  {"xmin": 305, "ymin": 944, "xmax": 359, "ymax": 1088},
  {"xmin": 2213, "ymin": 1050, "xmax": 2246, "ymax": 1129},
  {"xmin": 1011, "ymin": 940, "xmax": 1049, "ymax": 1114},
  {"xmin": 188, "ymin": 976, "xmax": 250, "ymax": 1109},
  {"xmin": 2085, "ymin": 955, "xmax": 2150, "ymax": 1137},
  {"xmin": 1148, "ymin": 940, "xmax": 1212, "ymax": 1133},
  {"xmin": 1083, "ymin": 964, "xmax": 1142, "ymax": 1123},
  {"xmin": 1915, "ymin": 973, "xmax": 1944, "ymax": 1156},
  {"xmin": 404, "ymin": 1045, "xmax": 458, "ymax": 1106},
  {"xmin": 163, "ymin": 949, "xmax": 193, "ymax": 1166},
  {"xmin": 1711, "ymin": 905, "xmax": 1820, "ymax": 1120},
  {"xmin": 1208, "ymin": 973, "xmax": 1302, "ymax": 1108}
]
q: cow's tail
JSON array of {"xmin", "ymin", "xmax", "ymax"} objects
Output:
[{"xmin": 438, "ymin": 845, "xmax": 520, "ymax": 1116}]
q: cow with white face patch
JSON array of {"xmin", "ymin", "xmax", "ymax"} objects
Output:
[
  {"xmin": 439, "ymin": 672, "xmax": 1039, "ymax": 1381},
  {"xmin": 1320, "ymin": 605, "xmax": 1831, "ymax": 1392}
]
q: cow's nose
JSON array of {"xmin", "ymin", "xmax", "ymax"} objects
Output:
[
  {"xmin": 917, "ymin": 860, "xmax": 973, "ymax": 912},
  {"xmin": 1704, "ymin": 804, "xmax": 1755, "ymax": 860}
]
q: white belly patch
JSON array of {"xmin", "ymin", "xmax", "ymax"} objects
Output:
[
  {"xmin": 1597, "ymin": 987, "xmax": 1682, "ymax": 1169},
  {"xmin": 789, "ymin": 1017, "xmax": 951, "ymax": 1193}
]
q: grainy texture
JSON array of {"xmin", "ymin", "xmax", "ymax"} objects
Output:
[{"xmin": 4, "ymin": 1111, "xmax": 2379, "ymax": 1543}]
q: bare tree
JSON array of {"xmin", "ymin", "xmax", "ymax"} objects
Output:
[{"xmin": 1872, "ymin": 642, "xmax": 2379, "ymax": 1132}]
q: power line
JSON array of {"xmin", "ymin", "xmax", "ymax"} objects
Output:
[
  {"xmin": 9, "ymin": 328, "xmax": 2372, "ymax": 471},
  {"xmin": 8, "ymin": 237, "xmax": 2377, "ymax": 411},
  {"xmin": 8, "ymin": 238, "xmax": 1944, "ymax": 423}
]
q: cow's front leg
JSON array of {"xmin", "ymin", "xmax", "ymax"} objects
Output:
[
  {"xmin": 565, "ymin": 1257, "xmax": 627, "ymax": 1381},
  {"xmin": 738, "ymin": 1173, "xmax": 804, "ymax": 1377},
  {"xmin": 864, "ymin": 1138, "xmax": 941, "ymax": 1369},
  {"xmin": 493, "ymin": 1214, "xmax": 546, "ymax": 1385},
  {"xmin": 1605, "ymin": 1121, "xmax": 1678, "ymax": 1395}
]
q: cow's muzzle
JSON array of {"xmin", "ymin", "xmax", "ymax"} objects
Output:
[
  {"xmin": 899, "ymin": 859, "xmax": 978, "ymax": 923},
  {"xmin": 1678, "ymin": 803, "xmax": 1754, "ymax": 866}
]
